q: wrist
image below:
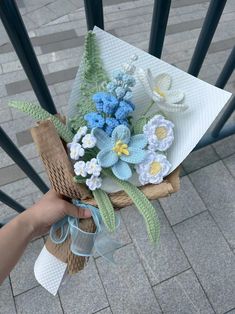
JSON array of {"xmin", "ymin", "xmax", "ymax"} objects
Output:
[{"xmin": 16, "ymin": 210, "xmax": 36, "ymax": 241}]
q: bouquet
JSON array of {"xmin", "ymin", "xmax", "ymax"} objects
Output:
[{"xmin": 9, "ymin": 28, "xmax": 231, "ymax": 295}]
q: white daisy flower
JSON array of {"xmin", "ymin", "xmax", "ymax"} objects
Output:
[
  {"xmin": 69, "ymin": 142, "xmax": 85, "ymax": 160},
  {"xmin": 137, "ymin": 68, "xmax": 188, "ymax": 113},
  {"xmin": 82, "ymin": 133, "xmax": 97, "ymax": 148},
  {"xmin": 72, "ymin": 126, "xmax": 88, "ymax": 143},
  {"xmin": 136, "ymin": 151, "xmax": 171, "ymax": 185},
  {"xmin": 85, "ymin": 158, "xmax": 102, "ymax": 176},
  {"xmin": 86, "ymin": 175, "xmax": 102, "ymax": 191},
  {"xmin": 143, "ymin": 115, "xmax": 174, "ymax": 152},
  {"xmin": 74, "ymin": 160, "xmax": 87, "ymax": 177}
]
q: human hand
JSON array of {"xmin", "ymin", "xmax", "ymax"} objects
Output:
[{"xmin": 20, "ymin": 189, "xmax": 91, "ymax": 239}]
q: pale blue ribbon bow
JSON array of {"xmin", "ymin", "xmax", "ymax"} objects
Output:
[{"xmin": 49, "ymin": 200, "xmax": 121, "ymax": 263}]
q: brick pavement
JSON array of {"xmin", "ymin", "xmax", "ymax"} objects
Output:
[{"xmin": 0, "ymin": 0, "xmax": 235, "ymax": 313}]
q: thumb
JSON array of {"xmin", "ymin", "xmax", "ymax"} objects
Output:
[{"xmin": 64, "ymin": 201, "xmax": 92, "ymax": 218}]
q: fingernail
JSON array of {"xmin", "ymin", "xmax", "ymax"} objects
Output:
[{"xmin": 84, "ymin": 209, "xmax": 91, "ymax": 218}]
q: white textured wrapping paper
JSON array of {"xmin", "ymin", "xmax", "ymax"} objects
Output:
[
  {"xmin": 68, "ymin": 27, "xmax": 232, "ymax": 192},
  {"xmin": 36, "ymin": 27, "xmax": 232, "ymax": 294}
]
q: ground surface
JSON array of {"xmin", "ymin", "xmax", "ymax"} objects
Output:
[{"xmin": 0, "ymin": 0, "xmax": 235, "ymax": 313}]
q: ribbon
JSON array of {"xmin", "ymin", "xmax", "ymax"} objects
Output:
[{"xmin": 49, "ymin": 200, "xmax": 121, "ymax": 263}]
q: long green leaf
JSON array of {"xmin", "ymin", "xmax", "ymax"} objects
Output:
[
  {"xmin": 93, "ymin": 189, "xmax": 116, "ymax": 232},
  {"xmin": 9, "ymin": 101, "xmax": 74, "ymax": 143},
  {"xmin": 103, "ymin": 170, "xmax": 160, "ymax": 243}
]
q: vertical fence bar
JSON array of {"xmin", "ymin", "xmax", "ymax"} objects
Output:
[
  {"xmin": 215, "ymin": 46, "xmax": 235, "ymax": 89},
  {"xmin": 0, "ymin": 190, "xmax": 25, "ymax": 213},
  {"xmin": 84, "ymin": 0, "xmax": 104, "ymax": 30},
  {"xmin": 0, "ymin": 127, "xmax": 49, "ymax": 194},
  {"xmin": 0, "ymin": 0, "xmax": 57, "ymax": 114},
  {"xmin": 148, "ymin": 0, "xmax": 171, "ymax": 58},
  {"xmin": 188, "ymin": 0, "xmax": 227, "ymax": 77},
  {"xmin": 212, "ymin": 96, "xmax": 235, "ymax": 138}
]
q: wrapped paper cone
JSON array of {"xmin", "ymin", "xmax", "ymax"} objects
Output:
[{"xmin": 31, "ymin": 118, "xmax": 180, "ymax": 273}]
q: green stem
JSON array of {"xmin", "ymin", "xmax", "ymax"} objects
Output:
[{"xmin": 143, "ymin": 100, "xmax": 155, "ymax": 116}]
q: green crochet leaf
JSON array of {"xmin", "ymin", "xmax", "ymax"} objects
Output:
[
  {"xmin": 93, "ymin": 188, "xmax": 116, "ymax": 232},
  {"xmin": 73, "ymin": 31, "xmax": 109, "ymax": 130},
  {"xmin": 133, "ymin": 117, "xmax": 148, "ymax": 134},
  {"xmin": 103, "ymin": 170, "xmax": 160, "ymax": 243},
  {"xmin": 9, "ymin": 101, "xmax": 74, "ymax": 143}
]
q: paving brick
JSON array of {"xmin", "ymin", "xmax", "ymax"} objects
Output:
[
  {"xmin": 59, "ymin": 258, "xmax": 109, "ymax": 314},
  {"xmin": 15, "ymin": 285, "xmax": 63, "ymax": 314},
  {"xmin": 96, "ymin": 308, "xmax": 112, "ymax": 314},
  {"xmin": 46, "ymin": 0, "xmax": 77, "ymax": 17},
  {"xmin": 171, "ymin": 0, "xmax": 208, "ymax": 8},
  {"xmin": 213, "ymin": 134, "xmax": 235, "ymax": 158},
  {"xmin": 209, "ymin": 37, "xmax": 235, "ymax": 54},
  {"xmin": 16, "ymin": 129, "xmax": 33, "ymax": 147},
  {"xmin": 153, "ymin": 269, "xmax": 214, "ymax": 314},
  {"xmin": 182, "ymin": 145, "xmax": 219, "ymax": 174},
  {"xmin": 224, "ymin": 153, "xmax": 235, "ymax": 177},
  {"xmin": 96, "ymin": 244, "xmax": 162, "ymax": 314},
  {"xmin": 0, "ymin": 164, "xmax": 25, "ymax": 186},
  {"xmin": 174, "ymin": 211, "xmax": 235, "ymax": 314},
  {"xmin": 25, "ymin": 6, "xmax": 57, "ymax": 28},
  {"xmin": 53, "ymin": 79, "xmax": 73, "ymax": 95},
  {"xmin": 190, "ymin": 161, "xmax": 235, "ymax": 248},
  {"xmin": 0, "ymin": 278, "xmax": 16, "ymax": 314},
  {"xmin": 41, "ymin": 36, "xmax": 83, "ymax": 54},
  {"xmin": 0, "ymin": 108, "xmax": 12, "ymax": 123},
  {"xmin": 47, "ymin": 55, "xmax": 81, "ymax": 73},
  {"xmin": 121, "ymin": 204, "xmax": 190, "ymax": 285},
  {"xmin": 10, "ymin": 238, "xmax": 44, "ymax": 295},
  {"xmin": 159, "ymin": 176, "xmax": 207, "ymax": 225}
]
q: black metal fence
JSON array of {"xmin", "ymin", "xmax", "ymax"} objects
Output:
[{"xmin": 0, "ymin": 0, "xmax": 234, "ymax": 219}]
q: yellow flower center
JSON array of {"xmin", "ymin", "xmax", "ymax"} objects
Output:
[
  {"xmin": 149, "ymin": 161, "xmax": 162, "ymax": 175},
  {"xmin": 113, "ymin": 140, "xmax": 129, "ymax": 156},
  {"xmin": 155, "ymin": 126, "xmax": 167, "ymax": 140},
  {"xmin": 154, "ymin": 86, "xmax": 165, "ymax": 97}
]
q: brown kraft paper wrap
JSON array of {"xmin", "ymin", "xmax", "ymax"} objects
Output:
[{"xmin": 31, "ymin": 118, "xmax": 180, "ymax": 274}]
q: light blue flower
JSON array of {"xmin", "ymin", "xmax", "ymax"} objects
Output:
[
  {"xmin": 123, "ymin": 91, "xmax": 132, "ymax": 101},
  {"xmin": 106, "ymin": 82, "xmax": 117, "ymax": 93},
  {"xmin": 84, "ymin": 112, "xmax": 105, "ymax": 129},
  {"xmin": 112, "ymin": 70, "xmax": 125, "ymax": 81},
  {"xmin": 115, "ymin": 86, "xmax": 126, "ymax": 99},
  {"xmin": 122, "ymin": 74, "xmax": 136, "ymax": 87},
  {"xmin": 93, "ymin": 125, "xmax": 147, "ymax": 180},
  {"xmin": 92, "ymin": 92, "xmax": 118, "ymax": 114}
]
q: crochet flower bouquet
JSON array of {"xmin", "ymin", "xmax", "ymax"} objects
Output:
[{"xmin": 9, "ymin": 28, "xmax": 231, "ymax": 295}]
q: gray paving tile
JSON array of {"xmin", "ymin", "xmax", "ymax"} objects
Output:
[
  {"xmin": 159, "ymin": 176, "xmax": 207, "ymax": 225},
  {"xmin": 213, "ymin": 134, "xmax": 235, "ymax": 158},
  {"xmin": 96, "ymin": 244, "xmax": 161, "ymax": 314},
  {"xmin": 32, "ymin": 29, "xmax": 77, "ymax": 46},
  {"xmin": 153, "ymin": 269, "xmax": 214, "ymax": 314},
  {"xmin": 96, "ymin": 307, "xmax": 112, "ymax": 314},
  {"xmin": 190, "ymin": 161, "xmax": 235, "ymax": 248},
  {"xmin": 41, "ymin": 36, "xmax": 84, "ymax": 54},
  {"xmin": 171, "ymin": 0, "xmax": 209, "ymax": 8},
  {"xmin": 166, "ymin": 18, "xmax": 204, "ymax": 35},
  {"xmin": 25, "ymin": 6, "xmax": 57, "ymax": 28},
  {"xmin": 15, "ymin": 285, "xmax": 63, "ymax": 314},
  {"xmin": 10, "ymin": 238, "xmax": 44, "ymax": 295},
  {"xmin": 46, "ymin": 0, "xmax": 77, "ymax": 17},
  {"xmin": 59, "ymin": 258, "xmax": 109, "ymax": 314},
  {"xmin": 209, "ymin": 38, "xmax": 235, "ymax": 54},
  {"xmin": 174, "ymin": 211, "xmax": 235, "ymax": 314},
  {"xmin": 224, "ymin": 153, "xmax": 235, "ymax": 177},
  {"xmin": 0, "ymin": 164, "xmax": 25, "ymax": 186},
  {"xmin": 0, "ymin": 277, "xmax": 16, "ymax": 314},
  {"xmin": 16, "ymin": 129, "xmax": 33, "ymax": 147},
  {"xmin": 6, "ymin": 67, "xmax": 77, "ymax": 95},
  {"xmin": 121, "ymin": 204, "xmax": 190, "ymax": 285},
  {"xmin": 182, "ymin": 145, "xmax": 219, "ymax": 174},
  {"xmin": 0, "ymin": 108, "xmax": 12, "ymax": 123}
]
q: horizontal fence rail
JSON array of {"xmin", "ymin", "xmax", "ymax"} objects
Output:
[{"xmin": 0, "ymin": 0, "xmax": 234, "ymax": 225}]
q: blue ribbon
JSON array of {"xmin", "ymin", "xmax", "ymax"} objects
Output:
[{"xmin": 49, "ymin": 200, "xmax": 121, "ymax": 263}]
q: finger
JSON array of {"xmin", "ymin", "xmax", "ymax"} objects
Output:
[{"xmin": 65, "ymin": 202, "xmax": 91, "ymax": 218}]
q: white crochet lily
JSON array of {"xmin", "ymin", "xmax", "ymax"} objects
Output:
[{"xmin": 137, "ymin": 68, "xmax": 188, "ymax": 113}]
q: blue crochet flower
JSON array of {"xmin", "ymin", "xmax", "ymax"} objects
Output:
[
  {"xmin": 92, "ymin": 92, "xmax": 118, "ymax": 115},
  {"xmin": 115, "ymin": 86, "xmax": 126, "ymax": 99},
  {"xmin": 93, "ymin": 125, "xmax": 147, "ymax": 180},
  {"xmin": 122, "ymin": 74, "xmax": 136, "ymax": 87},
  {"xmin": 84, "ymin": 112, "xmax": 105, "ymax": 129},
  {"xmin": 112, "ymin": 70, "xmax": 125, "ymax": 81},
  {"xmin": 115, "ymin": 100, "xmax": 134, "ymax": 119},
  {"xmin": 106, "ymin": 82, "xmax": 117, "ymax": 93},
  {"xmin": 105, "ymin": 117, "xmax": 120, "ymax": 136}
]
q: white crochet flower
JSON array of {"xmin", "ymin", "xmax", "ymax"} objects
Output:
[
  {"xmin": 85, "ymin": 158, "xmax": 101, "ymax": 176},
  {"xmin": 136, "ymin": 151, "xmax": 171, "ymax": 185},
  {"xmin": 86, "ymin": 175, "xmax": 102, "ymax": 191},
  {"xmin": 82, "ymin": 133, "xmax": 97, "ymax": 148},
  {"xmin": 72, "ymin": 126, "xmax": 88, "ymax": 143},
  {"xmin": 69, "ymin": 142, "xmax": 85, "ymax": 160},
  {"xmin": 137, "ymin": 68, "xmax": 187, "ymax": 113},
  {"xmin": 143, "ymin": 115, "xmax": 174, "ymax": 151},
  {"xmin": 74, "ymin": 160, "xmax": 87, "ymax": 177}
]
